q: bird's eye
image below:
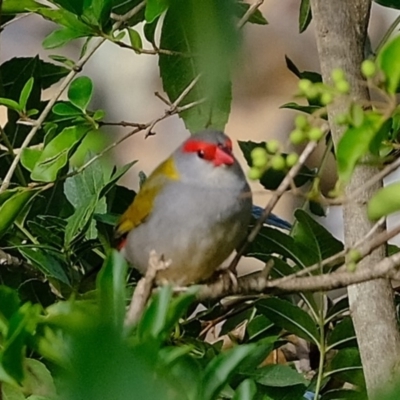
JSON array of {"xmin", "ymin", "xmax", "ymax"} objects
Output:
[{"xmin": 197, "ymin": 150, "xmax": 205, "ymax": 158}]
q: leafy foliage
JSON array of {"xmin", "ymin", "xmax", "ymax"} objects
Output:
[{"xmin": 1, "ymin": 0, "xmax": 400, "ymax": 399}]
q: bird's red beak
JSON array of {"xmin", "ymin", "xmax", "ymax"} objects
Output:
[{"xmin": 213, "ymin": 146, "xmax": 234, "ymax": 166}]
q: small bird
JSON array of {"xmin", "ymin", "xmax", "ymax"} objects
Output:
[{"xmin": 115, "ymin": 130, "xmax": 253, "ymax": 285}]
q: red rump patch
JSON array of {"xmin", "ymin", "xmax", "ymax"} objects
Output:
[
  {"xmin": 183, "ymin": 139, "xmax": 234, "ymax": 166},
  {"xmin": 116, "ymin": 236, "xmax": 127, "ymax": 250}
]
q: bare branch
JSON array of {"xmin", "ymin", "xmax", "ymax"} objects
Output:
[
  {"xmin": 0, "ymin": 38, "xmax": 106, "ymax": 193},
  {"xmin": 194, "ymin": 252, "xmax": 400, "ymax": 302},
  {"xmin": 125, "ymin": 250, "xmax": 169, "ymax": 327}
]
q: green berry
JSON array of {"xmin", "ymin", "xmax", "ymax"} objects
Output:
[
  {"xmin": 251, "ymin": 147, "xmax": 268, "ymax": 168},
  {"xmin": 308, "ymin": 127, "xmax": 324, "ymax": 141},
  {"xmin": 335, "ymin": 113, "xmax": 348, "ymax": 125},
  {"xmin": 290, "ymin": 129, "xmax": 306, "ymax": 145},
  {"xmin": 270, "ymin": 155, "xmax": 286, "ymax": 171},
  {"xmin": 347, "ymin": 261, "xmax": 357, "ymax": 272},
  {"xmin": 331, "ymin": 68, "xmax": 345, "ymax": 83},
  {"xmin": 336, "ymin": 80, "xmax": 350, "ymax": 94},
  {"xmin": 248, "ymin": 167, "xmax": 262, "ymax": 180},
  {"xmin": 348, "ymin": 249, "xmax": 362, "ymax": 263},
  {"xmin": 266, "ymin": 140, "xmax": 280, "ymax": 154},
  {"xmin": 306, "ymin": 86, "xmax": 319, "ymax": 99},
  {"xmin": 361, "ymin": 60, "xmax": 376, "ymax": 78},
  {"xmin": 295, "ymin": 115, "xmax": 308, "ymax": 129},
  {"xmin": 320, "ymin": 92, "xmax": 334, "ymax": 105},
  {"xmin": 298, "ymin": 79, "xmax": 312, "ymax": 94},
  {"xmin": 286, "ymin": 153, "xmax": 299, "ymax": 167}
]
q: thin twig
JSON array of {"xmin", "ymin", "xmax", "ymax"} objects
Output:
[
  {"xmin": 0, "ymin": 37, "xmax": 106, "ymax": 193},
  {"xmin": 278, "ymin": 217, "xmax": 388, "ymax": 282},
  {"xmin": 125, "ymin": 250, "xmax": 169, "ymax": 327},
  {"xmin": 237, "ymin": 0, "xmax": 264, "ymax": 29},
  {"xmin": 229, "ymin": 140, "xmax": 318, "ymax": 272},
  {"xmin": 112, "ymin": 40, "xmax": 186, "ymax": 56},
  {"xmin": 0, "ymin": 2, "xmax": 148, "ymax": 193},
  {"xmin": 111, "ymin": 1, "xmax": 146, "ymax": 25}
]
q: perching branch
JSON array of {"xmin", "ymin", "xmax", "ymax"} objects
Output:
[
  {"xmin": 194, "ymin": 251, "xmax": 400, "ymax": 302},
  {"xmin": 125, "ymin": 250, "xmax": 170, "ymax": 327}
]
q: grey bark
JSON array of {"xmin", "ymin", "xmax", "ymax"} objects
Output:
[{"xmin": 309, "ymin": 0, "xmax": 400, "ymax": 396}]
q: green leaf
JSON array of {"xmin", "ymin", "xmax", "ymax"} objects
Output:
[
  {"xmin": 111, "ymin": 0, "xmax": 146, "ymax": 26},
  {"xmin": 377, "ymin": 35, "xmax": 400, "ymax": 93},
  {"xmin": 0, "ymin": 98, "xmax": 22, "ymax": 112},
  {"xmin": 159, "ymin": 0, "xmax": 238, "ymax": 132},
  {"xmin": 285, "ymin": 55, "xmax": 322, "ymax": 82},
  {"xmin": 20, "ymin": 147, "xmax": 42, "ymax": 172},
  {"xmin": 88, "ymin": 0, "xmax": 113, "ymax": 28},
  {"xmin": 299, "ymin": 0, "xmax": 312, "ymax": 33},
  {"xmin": 2, "ymin": 382, "xmax": 25, "ymax": 399},
  {"xmin": 235, "ymin": 2, "xmax": 268, "ymax": 25},
  {"xmin": 248, "ymin": 364, "xmax": 308, "ymax": 387},
  {"xmin": 97, "ymin": 250, "xmax": 128, "ymax": 329},
  {"xmin": 200, "ymin": 344, "xmax": 256, "ymax": 400},
  {"xmin": 257, "ymin": 298, "xmax": 320, "ymax": 345},
  {"xmin": 2, "ymin": 0, "xmax": 43, "ymax": 14},
  {"xmin": 327, "ymin": 348, "xmax": 365, "ymax": 388},
  {"xmin": 144, "ymin": 18, "xmax": 159, "ymax": 45},
  {"xmin": 367, "ymin": 182, "xmax": 400, "ymax": 220},
  {"xmin": 337, "ymin": 112, "xmax": 384, "ymax": 183},
  {"xmin": 19, "ymin": 77, "xmax": 34, "ymax": 111},
  {"xmin": 233, "ymin": 379, "xmax": 257, "ymax": 400},
  {"xmin": 51, "ymin": 0, "xmax": 84, "ymax": 15},
  {"xmin": 374, "ymin": 0, "xmax": 400, "ymax": 9},
  {"xmin": 145, "ymin": 0, "xmax": 169, "ymax": 23},
  {"xmin": 2, "ymin": 303, "xmax": 41, "ymax": 383},
  {"xmin": 246, "ymin": 315, "xmax": 275, "ymax": 341},
  {"xmin": 0, "ymin": 188, "xmax": 40, "ymax": 239},
  {"xmin": 68, "ymin": 76, "xmax": 93, "ymax": 111},
  {"xmin": 127, "ymin": 28, "xmax": 143, "ymax": 52},
  {"xmin": 52, "ymin": 101, "xmax": 82, "ymax": 116},
  {"xmin": 31, "ymin": 125, "xmax": 89, "ymax": 182},
  {"xmin": 292, "ymin": 209, "xmax": 344, "ymax": 265},
  {"xmin": 321, "ymin": 388, "xmax": 367, "ymax": 400},
  {"xmin": 64, "ymin": 198, "xmax": 98, "ymax": 245},
  {"xmin": 23, "ymin": 359, "xmax": 57, "ymax": 399},
  {"xmin": 246, "ymin": 226, "xmax": 306, "ymax": 268},
  {"xmin": 238, "ymin": 141, "xmax": 315, "ymax": 190},
  {"xmin": 137, "ymin": 285, "xmax": 173, "ymax": 340},
  {"xmin": 327, "ymin": 317, "xmax": 357, "ymax": 350},
  {"xmin": 19, "ymin": 248, "xmax": 70, "ymax": 284},
  {"xmin": 0, "ymin": 58, "xmax": 69, "ymax": 92},
  {"xmin": 325, "ymin": 297, "xmax": 349, "ymax": 324},
  {"xmin": 280, "ymin": 102, "xmax": 322, "ymax": 115},
  {"xmin": 63, "ymin": 153, "xmax": 108, "ymax": 244},
  {"xmin": 36, "ymin": 8, "xmax": 94, "ymax": 32},
  {"xmin": 0, "ymin": 286, "xmax": 20, "ymax": 334},
  {"xmin": 42, "ymin": 27, "xmax": 88, "ymax": 49}
]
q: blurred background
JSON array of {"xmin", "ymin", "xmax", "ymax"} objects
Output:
[{"xmin": 1, "ymin": 0, "xmax": 399, "ymax": 272}]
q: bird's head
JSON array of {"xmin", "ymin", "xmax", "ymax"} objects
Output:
[{"xmin": 172, "ymin": 130, "xmax": 245, "ymax": 187}]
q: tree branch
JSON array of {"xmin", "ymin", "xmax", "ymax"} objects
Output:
[{"xmin": 194, "ymin": 251, "xmax": 400, "ymax": 302}]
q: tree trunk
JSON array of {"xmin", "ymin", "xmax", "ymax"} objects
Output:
[{"xmin": 309, "ymin": 0, "xmax": 400, "ymax": 396}]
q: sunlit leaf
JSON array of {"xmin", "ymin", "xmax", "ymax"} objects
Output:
[
  {"xmin": 368, "ymin": 182, "xmax": 400, "ymax": 220},
  {"xmin": 68, "ymin": 76, "xmax": 93, "ymax": 111},
  {"xmin": 377, "ymin": 35, "xmax": 400, "ymax": 93}
]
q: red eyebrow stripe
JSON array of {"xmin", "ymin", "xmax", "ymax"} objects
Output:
[{"xmin": 183, "ymin": 140, "xmax": 209, "ymax": 153}]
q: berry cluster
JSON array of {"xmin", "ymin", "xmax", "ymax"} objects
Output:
[{"xmin": 248, "ymin": 141, "xmax": 299, "ymax": 180}]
